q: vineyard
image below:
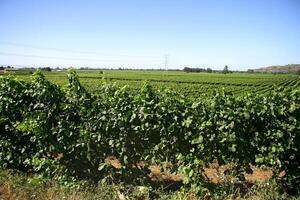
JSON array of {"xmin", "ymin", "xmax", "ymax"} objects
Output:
[
  {"xmin": 1, "ymin": 70, "xmax": 300, "ymax": 199},
  {"xmin": 14, "ymin": 70, "xmax": 300, "ymax": 98}
]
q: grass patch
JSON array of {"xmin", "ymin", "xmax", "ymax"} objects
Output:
[{"xmin": 1, "ymin": 170, "xmax": 300, "ymax": 200}]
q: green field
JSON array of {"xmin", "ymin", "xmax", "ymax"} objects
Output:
[
  {"xmin": 1, "ymin": 70, "xmax": 300, "ymax": 199},
  {"xmin": 13, "ymin": 69, "xmax": 300, "ymax": 97}
]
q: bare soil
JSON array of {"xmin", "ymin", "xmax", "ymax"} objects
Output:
[{"xmin": 105, "ymin": 157, "xmax": 274, "ymax": 184}]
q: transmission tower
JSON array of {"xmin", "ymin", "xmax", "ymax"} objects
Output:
[{"xmin": 164, "ymin": 54, "xmax": 169, "ymax": 71}]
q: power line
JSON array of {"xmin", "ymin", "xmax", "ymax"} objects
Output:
[
  {"xmin": 0, "ymin": 41, "xmax": 160, "ymax": 58},
  {"xmin": 0, "ymin": 52, "xmax": 162, "ymax": 63}
]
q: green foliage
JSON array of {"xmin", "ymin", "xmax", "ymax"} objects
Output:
[
  {"xmin": 0, "ymin": 71, "xmax": 300, "ymax": 196},
  {"xmin": 223, "ymin": 65, "xmax": 229, "ymax": 74}
]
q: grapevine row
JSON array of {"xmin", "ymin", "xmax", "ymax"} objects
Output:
[{"xmin": 0, "ymin": 71, "xmax": 300, "ymax": 195}]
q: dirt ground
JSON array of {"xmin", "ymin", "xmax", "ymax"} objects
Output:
[{"xmin": 105, "ymin": 157, "xmax": 275, "ymax": 184}]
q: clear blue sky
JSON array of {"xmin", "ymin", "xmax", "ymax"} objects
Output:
[{"xmin": 0, "ymin": 0, "xmax": 299, "ymax": 70}]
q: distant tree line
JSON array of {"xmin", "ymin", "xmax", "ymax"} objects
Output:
[
  {"xmin": 183, "ymin": 65, "xmax": 231, "ymax": 74},
  {"xmin": 183, "ymin": 67, "xmax": 213, "ymax": 73},
  {"xmin": 2, "ymin": 65, "xmax": 299, "ymax": 75},
  {"xmin": 0, "ymin": 66, "xmax": 14, "ymax": 70},
  {"xmin": 40, "ymin": 67, "xmax": 52, "ymax": 72}
]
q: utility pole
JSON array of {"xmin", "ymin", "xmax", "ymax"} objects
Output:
[{"xmin": 164, "ymin": 54, "xmax": 169, "ymax": 71}]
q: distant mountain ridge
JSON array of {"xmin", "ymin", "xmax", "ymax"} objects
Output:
[{"xmin": 254, "ymin": 64, "xmax": 300, "ymax": 73}]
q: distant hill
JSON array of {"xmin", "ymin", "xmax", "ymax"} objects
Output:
[{"xmin": 254, "ymin": 64, "xmax": 300, "ymax": 73}]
